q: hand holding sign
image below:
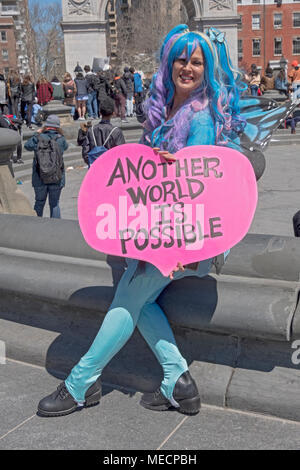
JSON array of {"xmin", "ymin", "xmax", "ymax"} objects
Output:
[{"xmin": 78, "ymin": 144, "xmax": 257, "ymax": 276}]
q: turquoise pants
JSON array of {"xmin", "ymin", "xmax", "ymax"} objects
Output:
[{"xmin": 65, "ymin": 258, "xmax": 212, "ymax": 404}]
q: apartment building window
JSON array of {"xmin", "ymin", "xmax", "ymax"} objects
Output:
[
  {"xmin": 1, "ymin": 31, "xmax": 7, "ymax": 42},
  {"xmin": 293, "ymin": 12, "xmax": 300, "ymax": 27},
  {"xmin": 274, "ymin": 13, "xmax": 282, "ymax": 28},
  {"xmin": 274, "ymin": 37, "xmax": 282, "ymax": 55},
  {"xmin": 238, "ymin": 39, "xmax": 243, "ymax": 59},
  {"xmin": 293, "ymin": 37, "xmax": 300, "ymax": 54},
  {"xmin": 252, "ymin": 39, "xmax": 261, "ymax": 56},
  {"xmin": 2, "ymin": 49, "xmax": 8, "ymax": 61},
  {"xmin": 252, "ymin": 0, "xmax": 260, "ymax": 3},
  {"xmin": 238, "ymin": 20, "xmax": 242, "ymax": 31},
  {"xmin": 252, "ymin": 14, "xmax": 261, "ymax": 30}
]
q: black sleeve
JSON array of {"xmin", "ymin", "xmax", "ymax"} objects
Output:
[
  {"xmin": 120, "ymin": 79, "xmax": 127, "ymax": 96},
  {"xmin": 82, "ymin": 128, "xmax": 93, "ymax": 158},
  {"xmin": 113, "ymin": 128, "xmax": 126, "ymax": 147}
]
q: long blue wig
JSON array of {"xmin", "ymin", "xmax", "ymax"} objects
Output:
[{"xmin": 143, "ymin": 24, "xmax": 246, "ymax": 152}]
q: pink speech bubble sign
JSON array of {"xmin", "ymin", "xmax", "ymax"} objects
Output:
[{"xmin": 78, "ymin": 144, "xmax": 257, "ymax": 277}]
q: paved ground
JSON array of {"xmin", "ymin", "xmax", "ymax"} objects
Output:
[
  {"xmin": 3, "ymin": 141, "xmax": 300, "ymax": 450},
  {"xmin": 18, "ymin": 143, "xmax": 300, "ymax": 237},
  {"xmin": 0, "ymin": 359, "xmax": 299, "ymax": 450}
]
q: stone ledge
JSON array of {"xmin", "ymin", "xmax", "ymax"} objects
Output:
[
  {"xmin": 0, "ymin": 214, "xmax": 299, "ymax": 421},
  {"xmin": 0, "ymin": 214, "xmax": 299, "ymax": 341}
]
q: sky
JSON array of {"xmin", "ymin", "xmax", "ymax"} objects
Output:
[{"xmin": 28, "ymin": 0, "xmax": 61, "ymax": 7}]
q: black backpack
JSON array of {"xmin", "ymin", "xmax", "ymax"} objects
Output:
[{"xmin": 36, "ymin": 134, "xmax": 64, "ymax": 184}]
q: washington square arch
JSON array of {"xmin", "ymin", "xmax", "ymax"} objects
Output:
[{"xmin": 61, "ymin": 0, "xmax": 240, "ymax": 75}]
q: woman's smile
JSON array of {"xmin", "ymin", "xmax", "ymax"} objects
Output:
[{"xmin": 172, "ymin": 46, "xmax": 204, "ymax": 97}]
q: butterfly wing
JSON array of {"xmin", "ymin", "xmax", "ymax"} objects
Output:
[
  {"xmin": 238, "ymin": 96, "xmax": 295, "ymax": 151},
  {"xmin": 228, "ymin": 96, "xmax": 296, "ymax": 180}
]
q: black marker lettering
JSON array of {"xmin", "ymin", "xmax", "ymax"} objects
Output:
[
  {"xmin": 119, "ymin": 229, "xmax": 135, "ymax": 254},
  {"xmin": 126, "ymin": 156, "xmax": 143, "ymax": 183},
  {"xmin": 203, "ymin": 158, "xmax": 223, "ymax": 178},
  {"xmin": 107, "ymin": 159, "xmax": 126, "ymax": 186},
  {"xmin": 134, "ymin": 229, "xmax": 149, "ymax": 251},
  {"xmin": 191, "ymin": 158, "xmax": 204, "ymax": 177},
  {"xmin": 142, "ymin": 160, "xmax": 157, "ymax": 180},
  {"xmin": 209, "ymin": 217, "xmax": 223, "ymax": 238}
]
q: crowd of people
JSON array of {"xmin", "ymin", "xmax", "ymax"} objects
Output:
[
  {"xmin": 243, "ymin": 61, "xmax": 300, "ymax": 102},
  {"xmin": 0, "ymin": 65, "xmax": 151, "ymax": 128}
]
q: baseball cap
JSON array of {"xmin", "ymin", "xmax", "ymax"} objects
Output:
[{"xmin": 292, "ymin": 60, "xmax": 298, "ymax": 67}]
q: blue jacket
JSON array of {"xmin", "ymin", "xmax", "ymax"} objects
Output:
[
  {"xmin": 134, "ymin": 73, "xmax": 143, "ymax": 94},
  {"xmin": 140, "ymin": 106, "xmax": 216, "ymax": 151},
  {"xmin": 24, "ymin": 130, "xmax": 68, "ymax": 188}
]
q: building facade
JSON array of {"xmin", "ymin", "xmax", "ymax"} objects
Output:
[
  {"xmin": 0, "ymin": 0, "xmax": 31, "ymax": 75},
  {"xmin": 0, "ymin": 13, "xmax": 16, "ymax": 74},
  {"xmin": 238, "ymin": 0, "xmax": 300, "ymax": 73}
]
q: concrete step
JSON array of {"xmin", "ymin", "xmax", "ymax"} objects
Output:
[
  {"xmin": 14, "ymin": 134, "xmax": 142, "ymax": 181},
  {"xmin": 14, "ymin": 157, "xmax": 84, "ymax": 183}
]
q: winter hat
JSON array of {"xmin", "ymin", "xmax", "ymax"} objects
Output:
[
  {"xmin": 45, "ymin": 115, "xmax": 61, "ymax": 128},
  {"xmin": 292, "ymin": 60, "xmax": 298, "ymax": 67}
]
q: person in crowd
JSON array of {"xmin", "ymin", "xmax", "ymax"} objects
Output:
[
  {"xmin": 37, "ymin": 24, "xmax": 247, "ymax": 418},
  {"xmin": 275, "ymin": 68, "xmax": 290, "ymax": 98},
  {"xmin": 36, "ymin": 76, "xmax": 53, "ymax": 106},
  {"xmin": 113, "ymin": 72, "xmax": 127, "ymax": 123},
  {"xmin": 74, "ymin": 72, "xmax": 88, "ymax": 121},
  {"xmin": 51, "ymin": 76, "xmax": 64, "ymax": 102},
  {"xmin": 285, "ymin": 109, "xmax": 300, "ymax": 134},
  {"xmin": 260, "ymin": 64, "xmax": 275, "ymax": 94},
  {"xmin": 81, "ymin": 96, "xmax": 125, "ymax": 165},
  {"xmin": 77, "ymin": 120, "xmax": 93, "ymax": 166},
  {"xmin": 245, "ymin": 64, "xmax": 261, "ymax": 96},
  {"xmin": 84, "ymin": 65, "xmax": 98, "ymax": 120},
  {"xmin": 20, "ymin": 74, "xmax": 35, "ymax": 129},
  {"xmin": 130, "ymin": 66, "xmax": 144, "ymax": 114},
  {"xmin": 0, "ymin": 73, "xmax": 8, "ymax": 115},
  {"xmin": 288, "ymin": 60, "xmax": 300, "ymax": 103},
  {"xmin": 0, "ymin": 113, "xmax": 23, "ymax": 163},
  {"xmin": 24, "ymin": 115, "xmax": 68, "ymax": 218},
  {"xmin": 31, "ymin": 98, "xmax": 44, "ymax": 127},
  {"xmin": 62, "ymin": 72, "xmax": 77, "ymax": 119},
  {"xmin": 7, "ymin": 70, "xmax": 21, "ymax": 117},
  {"xmin": 96, "ymin": 70, "xmax": 114, "ymax": 117},
  {"xmin": 122, "ymin": 66, "xmax": 134, "ymax": 117}
]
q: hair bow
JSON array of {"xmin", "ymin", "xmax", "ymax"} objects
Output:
[{"xmin": 208, "ymin": 28, "xmax": 226, "ymax": 44}]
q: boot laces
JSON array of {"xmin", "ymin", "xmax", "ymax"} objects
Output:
[
  {"xmin": 154, "ymin": 388, "xmax": 163, "ymax": 399},
  {"xmin": 57, "ymin": 383, "xmax": 70, "ymax": 400}
]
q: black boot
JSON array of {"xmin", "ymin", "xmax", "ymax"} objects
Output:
[
  {"xmin": 140, "ymin": 371, "xmax": 200, "ymax": 415},
  {"xmin": 37, "ymin": 379, "xmax": 102, "ymax": 417}
]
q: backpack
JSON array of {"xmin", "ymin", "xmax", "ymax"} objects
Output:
[
  {"xmin": 88, "ymin": 126, "xmax": 118, "ymax": 166},
  {"xmin": 0, "ymin": 114, "xmax": 21, "ymax": 132},
  {"xmin": 36, "ymin": 134, "xmax": 64, "ymax": 184},
  {"xmin": 64, "ymin": 83, "xmax": 75, "ymax": 99}
]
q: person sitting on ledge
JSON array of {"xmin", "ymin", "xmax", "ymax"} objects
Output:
[{"xmin": 37, "ymin": 25, "xmax": 246, "ymax": 418}]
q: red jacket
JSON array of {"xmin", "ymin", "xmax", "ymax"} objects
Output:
[{"xmin": 36, "ymin": 82, "xmax": 53, "ymax": 106}]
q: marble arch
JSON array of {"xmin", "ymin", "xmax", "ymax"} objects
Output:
[
  {"xmin": 62, "ymin": 1, "xmax": 239, "ymax": 74},
  {"xmin": 98, "ymin": 0, "xmax": 201, "ymax": 24}
]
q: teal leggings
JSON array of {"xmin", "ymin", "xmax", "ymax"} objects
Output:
[{"xmin": 65, "ymin": 258, "xmax": 212, "ymax": 403}]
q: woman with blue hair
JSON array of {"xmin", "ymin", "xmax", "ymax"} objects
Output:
[{"xmin": 37, "ymin": 25, "xmax": 252, "ymax": 418}]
